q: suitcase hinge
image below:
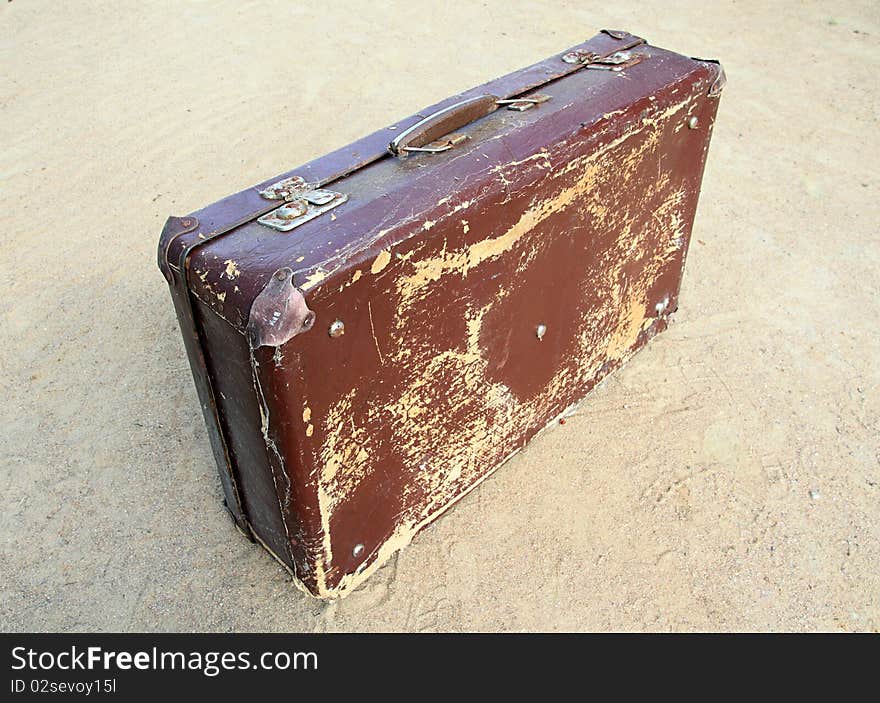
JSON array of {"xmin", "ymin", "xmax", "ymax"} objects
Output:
[
  {"xmin": 561, "ymin": 49, "xmax": 645, "ymax": 71},
  {"xmin": 257, "ymin": 176, "xmax": 347, "ymax": 232}
]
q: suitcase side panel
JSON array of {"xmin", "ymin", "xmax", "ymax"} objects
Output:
[
  {"xmin": 163, "ymin": 260, "xmax": 248, "ymax": 534},
  {"xmin": 192, "ymin": 299, "xmax": 300, "ymax": 572},
  {"xmin": 272, "ymin": 67, "xmax": 720, "ymax": 596},
  {"xmin": 167, "ymin": 274, "xmax": 325, "ymax": 593},
  {"xmin": 248, "ymin": 342, "xmax": 328, "ymax": 594}
]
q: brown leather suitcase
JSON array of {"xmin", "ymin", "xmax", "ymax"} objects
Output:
[{"xmin": 158, "ymin": 30, "xmax": 724, "ymax": 598}]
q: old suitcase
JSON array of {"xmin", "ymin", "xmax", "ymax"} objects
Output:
[{"xmin": 158, "ymin": 29, "xmax": 724, "ymax": 598}]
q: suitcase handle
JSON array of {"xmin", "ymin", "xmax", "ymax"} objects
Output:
[
  {"xmin": 388, "ymin": 95, "xmax": 500, "ymax": 156},
  {"xmin": 388, "ymin": 94, "xmax": 550, "ymax": 157},
  {"xmin": 388, "ymin": 94, "xmax": 552, "ymax": 156}
]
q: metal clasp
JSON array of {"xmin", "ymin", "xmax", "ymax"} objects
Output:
[
  {"xmin": 496, "ymin": 93, "xmax": 551, "ymax": 112},
  {"xmin": 257, "ymin": 176, "xmax": 347, "ymax": 232},
  {"xmin": 259, "ymin": 175, "xmax": 310, "ymax": 201},
  {"xmin": 562, "ymin": 49, "xmax": 645, "ymax": 72},
  {"xmin": 399, "ymin": 133, "xmax": 470, "ymax": 154}
]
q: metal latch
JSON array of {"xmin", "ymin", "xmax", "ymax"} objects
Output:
[
  {"xmin": 401, "ymin": 133, "xmax": 470, "ymax": 154},
  {"xmin": 561, "ymin": 49, "xmax": 644, "ymax": 71},
  {"xmin": 257, "ymin": 176, "xmax": 347, "ymax": 232},
  {"xmin": 496, "ymin": 94, "xmax": 551, "ymax": 112}
]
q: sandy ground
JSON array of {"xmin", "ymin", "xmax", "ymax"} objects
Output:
[{"xmin": 1, "ymin": 0, "xmax": 878, "ymax": 632}]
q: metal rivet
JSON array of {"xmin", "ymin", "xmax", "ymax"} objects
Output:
[
  {"xmin": 352, "ymin": 543, "xmax": 365, "ymax": 558},
  {"xmin": 687, "ymin": 115, "xmax": 699, "ymax": 129},
  {"xmin": 328, "ymin": 319, "xmax": 345, "ymax": 338},
  {"xmin": 536, "ymin": 323, "xmax": 547, "ymax": 340},
  {"xmin": 276, "ymin": 200, "xmax": 309, "ymax": 220}
]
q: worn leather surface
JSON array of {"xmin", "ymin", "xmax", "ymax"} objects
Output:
[{"xmin": 159, "ymin": 31, "xmax": 721, "ymax": 596}]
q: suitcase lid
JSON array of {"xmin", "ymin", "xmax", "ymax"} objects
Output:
[
  {"xmin": 159, "ymin": 31, "xmax": 643, "ymax": 264},
  {"xmin": 159, "ymin": 30, "xmax": 723, "ymax": 343}
]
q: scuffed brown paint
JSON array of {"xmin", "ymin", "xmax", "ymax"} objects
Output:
[
  {"xmin": 304, "ymin": 92, "xmax": 710, "ymax": 596},
  {"xmin": 159, "ymin": 32, "xmax": 723, "ymax": 598}
]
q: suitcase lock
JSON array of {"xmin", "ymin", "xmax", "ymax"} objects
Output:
[{"xmin": 256, "ymin": 175, "xmax": 348, "ymax": 232}]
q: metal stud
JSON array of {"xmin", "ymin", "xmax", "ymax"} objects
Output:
[
  {"xmin": 687, "ymin": 115, "xmax": 699, "ymax": 130},
  {"xmin": 536, "ymin": 323, "xmax": 547, "ymax": 340},
  {"xmin": 328, "ymin": 319, "xmax": 345, "ymax": 338},
  {"xmin": 352, "ymin": 543, "xmax": 365, "ymax": 558}
]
